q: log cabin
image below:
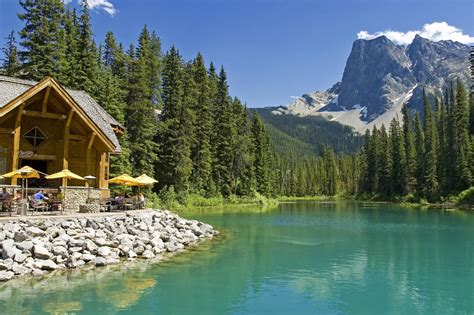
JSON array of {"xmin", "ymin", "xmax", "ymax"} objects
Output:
[{"xmin": 0, "ymin": 76, "xmax": 123, "ymax": 200}]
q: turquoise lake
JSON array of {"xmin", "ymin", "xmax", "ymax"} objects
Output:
[{"xmin": 0, "ymin": 201, "xmax": 473, "ymax": 314}]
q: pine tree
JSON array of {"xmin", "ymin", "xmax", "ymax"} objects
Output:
[
  {"xmin": 1, "ymin": 31, "xmax": 21, "ymax": 77},
  {"xmin": 452, "ymin": 81, "xmax": 472, "ymax": 190},
  {"xmin": 155, "ymin": 46, "xmax": 192, "ymax": 194},
  {"xmin": 211, "ymin": 66, "xmax": 236, "ymax": 196},
  {"xmin": 377, "ymin": 124, "xmax": 392, "ymax": 196},
  {"xmin": 125, "ymin": 35, "xmax": 158, "ymax": 177},
  {"xmin": 76, "ymin": 1, "xmax": 97, "ymax": 92},
  {"xmin": 389, "ymin": 118, "xmax": 406, "ymax": 195},
  {"xmin": 189, "ymin": 53, "xmax": 213, "ymax": 193},
  {"xmin": 252, "ymin": 113, "xmax": 271, "ymax": 195},
  {"xmin": 57, "ymin": 7, "xmax": 79, "ymax": 87},
  {"xmin": 422, "ymin": 91, "xmax": 438, "ymax": 199},
  {"xmin": 18, "ymin": 0, "xmax": 65, "ymax": 80},
  {"xmin": 414, "ymin": 113, "xmax": 425, "ymax": 195},
  {"xmin": 402, "ymin": 104, "xmax": 416, "ymax": 194}
]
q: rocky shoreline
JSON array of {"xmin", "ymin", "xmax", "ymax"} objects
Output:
[{"xmin": 0, "ymin": 210, "xmax": 218, "ymax": 282}]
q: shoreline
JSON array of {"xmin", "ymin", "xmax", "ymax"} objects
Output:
[{"xmin": 0, "ymin": 210, "xmax": 218, "ymax": 282}]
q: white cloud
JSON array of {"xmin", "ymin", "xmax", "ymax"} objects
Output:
[
  {"xmin": 77, "ymin": 0, "xmax": 117, "ymax": 16},
  {"xmin": 357, "ymin": 22, "xmax": 474, "ymax": 45},
  {"xmin": 290, "ymin": 96, "xmax": 301, "ymax": 99}
]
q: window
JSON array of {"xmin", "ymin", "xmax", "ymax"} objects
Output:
[{"xmin": 23, "ymin": 127, "xmax": 47, "ymax": 149}]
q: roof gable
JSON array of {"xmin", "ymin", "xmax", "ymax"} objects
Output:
[{"xmin": 0, "ymin": 76, "xmax": 121, "ymax": 153}]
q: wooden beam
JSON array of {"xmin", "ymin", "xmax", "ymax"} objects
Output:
[
  {"xmin": 85, "ymin": 133, "xmax": 96, "ymax": 180},
  {"xmin": 42, "ymin": 86, "xmax": 51, "ymax": 113},
  {"xmin": 11, "ymin": 103, "xmax": 24, "ymax": 186},
  {"xmin": 63, "ymin": 110, "xmax": 74, "ymax": 170},
  {"xmin": 23, "ymin": 110, "xmax": 66, "ymax": 120},
  {"xmin": 69, "ymin": 134, "xmax": 87, "ymax": 141},
  {"xmin": 0, "ymin": 128, "xmax": 14, "ymax": 134}
]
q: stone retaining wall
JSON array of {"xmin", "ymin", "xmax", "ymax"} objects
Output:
[
  {"xmin": 63, "ymin": 187, "xmax": 101, "ymax": 212},
  {"xmin": 0, "ymin": 210, "xmax": 218, "ymax": 281}
]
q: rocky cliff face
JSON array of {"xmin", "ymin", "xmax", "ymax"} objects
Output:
[{"xmin": 272, "ymin": 35, "xmax": 471, "ymax": 132}]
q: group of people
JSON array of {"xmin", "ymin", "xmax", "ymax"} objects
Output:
[
  {"xmin": 111, "ymin": 193, "xmax": 146, "ymax": 210},
  {"xmin": 0, "ymin": 187, "xmax": 64, "ymax": 213}
]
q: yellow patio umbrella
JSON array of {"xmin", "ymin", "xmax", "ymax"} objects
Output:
[
  {"xmin": 2, "ymin": 166, "xmax": 41, "ymax": 200},
  {"xmin": 134, "ymin": 174, "xmax": 158, "ymax": 186},
  {"xmin": 46, "ymin": 169, "xmax": 85, "ymax": 212},
  {"xmin": 108, "ymin": 174, "xmax": 141, "ymax": 186},
  {"xmin": 2, "ymin": 166, "xmax": 40, "ymax": 179}
]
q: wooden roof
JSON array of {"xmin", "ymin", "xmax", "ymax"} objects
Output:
[{"xmin": 0, "ymin": 76, "xmax": 122, "ymax": 153}]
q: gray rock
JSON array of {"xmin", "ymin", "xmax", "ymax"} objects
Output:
[
  {"xmin": 95, "ymin": 238, "xmax": 107, "ymax": 246},
  {"xmin": 35, "ymin": 259, "xmax": 58, "ymax": 270},
  {"xmin": 45, "ymin": 226, "xmax": 61, "ymax": 238},
  {"xmin": 94, "ymin": 257, "xmax": 107, "ymax": 266},
  {"xmin": 0, "ymin": 259, "xmax": 13, "ymax": 271},
  {"xmin": 81, "ymin": 254, "xmax": 96, "ymax": 262},
  {"xmin": 14, "ymin": 252, "xmax": 28, "ymax": 263},
  {"xmin": 85, "ymin": 239, "xmax": 98, "ymax": 253},
  {"xmin": 25, "ymin": 226, "xmax": 46, "ymax": 237},
  {"xmin": 142, "ymin": 250, "xmax": 155, "ymax": 259},
  {"xmin": 52, "ymin": 246, "xmax": 68, "ymax": 257},
  {"xmin": 32, "ymin": 268, "xmax": 44, "ymax": 277},
  {"xmin": 12, "ymin": 263, "xmax": 30, "ymax": 275},
  {"xmin": 69, "ymin": 238, "xmax": 85, "ymax": 247},
  {"xmin": 97, "ymin": 246, "xmax": 111, "ymax": 257},
  {"xmin": 33, "ymin": 245, "xmax": 52, "ymax": 259},
  {"xmin": 16, "ymin": 240, "xmax": 34, "ymax": 251},
  {"xmin": 0, "ymin": 271, "xmax": 14, "ymax": 281}
]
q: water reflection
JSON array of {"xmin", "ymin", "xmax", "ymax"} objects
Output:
[{"xmin": 0, "ymin": 201, "xmax": 472, "ymax": 314}]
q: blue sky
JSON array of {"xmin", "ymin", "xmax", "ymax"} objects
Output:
[{"xmin": 1, "ymin": 0, "xmax": 473, "ymax": 107}]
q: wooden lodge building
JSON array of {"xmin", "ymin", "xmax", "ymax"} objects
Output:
[{"xmin": 0, "ymin": 75, "xmax": 123, "ymax": 199}]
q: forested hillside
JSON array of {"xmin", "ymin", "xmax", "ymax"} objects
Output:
[{"xmin": 256, "ymin": 108, "xmax": 364, "ymax": 155}]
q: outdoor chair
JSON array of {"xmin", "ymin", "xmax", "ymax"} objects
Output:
[
  {"xmin": 123, "ymin": 198, "xmax": 134, "ymax": 210},
  {"xmin": 29, "ymin": 196, "xmax": 48, "ymax": 214},
  {"xmin": 100, "ymin": 199, "xmax": 112, "ymax": 212}
]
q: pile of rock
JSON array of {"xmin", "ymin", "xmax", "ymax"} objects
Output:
[{"xmin": 0, "ymin": 210, "xmax": 218, "ymax": 281}]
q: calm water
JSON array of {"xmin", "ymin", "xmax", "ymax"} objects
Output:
[{"xmin": 0, "ymin": 201, "xmax": 473, "ymax": 314}]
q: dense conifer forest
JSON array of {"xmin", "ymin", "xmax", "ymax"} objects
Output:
[{"xmin": 1, "ymin": 0, "xmax": 473, "ymax": 206}]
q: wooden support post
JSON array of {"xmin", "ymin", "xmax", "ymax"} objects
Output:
[
  {"xmin": 99, "ymin": 152, "xmax": 107, "ymax": 189},
  {"xmin": 62, "ymin": 110, "xmax": 74, "ymax": 186},
  {"xmin": 42, "ymin": 86, "xmax": 51, "ymax": 113},
  {"xmin": 85, "ymin": 133, "xmax": 95, "ymax": 187},
  {"xmin": 11, "ymin": 103, "xmax": 24, "ymax": 185}
]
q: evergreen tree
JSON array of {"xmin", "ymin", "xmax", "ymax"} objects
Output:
[
  {"xmin": 155, "ymin": 46, "xmax": 192, "ymax": 194},
  {"xmin": 211, "ymin": 66, "xmax": 236, "ymax": 196},
  {"xmin": 422, "ymin": 91, "xmax": 438, "ymax": 199},
  {"xmin": 189, "ymin": 53, "xmax": 212, "ymax": 193},
  {"xmin": 452, "ymin": 81, "xmax": 472, "ymax": 190},
  {"xmin": 125, "ymin": 35, "xmax": 158, "ymax": 177},
  {"xmin": 252, "ymin": 114, "xmax": 271, "ymax": 195},
  {"xmin": 402, "ymin": 104, "xmax": 416, "ymax": 193},
  {"xmin": 1, "ymin": 31, "xmax": 21, "ymax": 77},
  {"xmin": 18, "ymin": 0, "xmax": 65, "ymax": 80},
  {"xmin": 57, "ymin": 7, "xmax": 79, "ymax": 87},
  {"xmin": 76, "ymin": 1, "xmax": 97, "ymax": 92},
  {"xmin": 414, "ymin": 113, "xmax": 425, "ymax": 194},
  {"xmin": 389, "ymin": 118, "xmax": 406, "ymax": 195},
  {"xmin": 377, "ymin": 124, "xmax": 392, "ymax": 196}
]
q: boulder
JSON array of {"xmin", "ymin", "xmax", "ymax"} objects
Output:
[
  {"xmin": 52, "ymin": 246, "xmax": 68, "ymax": 257},
  {"xmin": 12, "ymin": 263, "xmax": 30, "ymax": 275},
  {"xmin": 0, "ymin": 271, "xmax": 14, "ymax": 281},
  {"xmin": 81, "ymin": 254, "xmax": 96, "ymax": 262},
  {"xmin": 35, "ymin": 259, "xmax": 58, "ymax": 270},
  {"xmin": 25, "ymin": 226, "xmax": 46, "ymax": 237},
  {"xmin": 142, "ymin": 250, "xmax": 155, "ymax": 259},
  {"xmin": 94, "ymin": 257, "xmax": 107, "ymax": 266},
  {"xmin": 16, "ymin": 240, "xmax": 34, "ymax": 251},
  {"xmin": 14, "ymin": 252, "xmax": 28, "ymax": 263},
  {"xmin": 97, "ymin": 246, "xmax": 111, "ymax": 257},
  {"xmin": 33, "ymin": 245, "xmax": 52, "ymax": 259}
]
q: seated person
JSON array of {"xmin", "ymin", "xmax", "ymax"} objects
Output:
[
  {"xmin": 0, "ymin": 188, "xmax": 10, "ymax": 200},
  {"xmin": 33, "ymin": 190, "xmax": 48, "ymax": 202}
]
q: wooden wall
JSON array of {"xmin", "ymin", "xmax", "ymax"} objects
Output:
[{"xmin": 0, "ymin": 86, "xmax": 114, "ymax": 189}]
